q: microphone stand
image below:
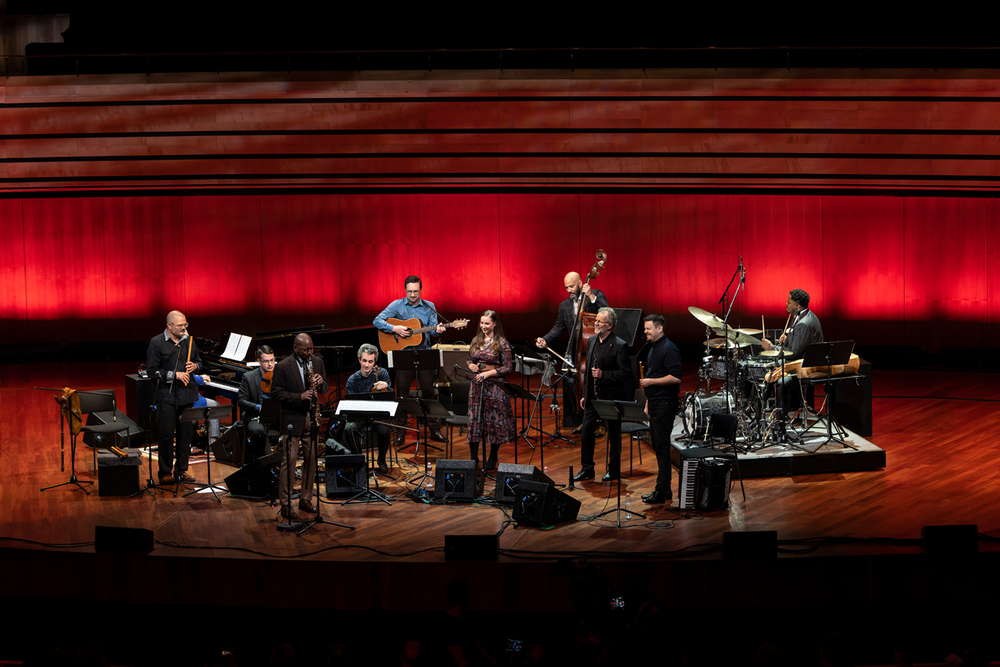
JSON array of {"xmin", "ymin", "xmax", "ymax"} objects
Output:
[
  {"xmin": 277, "ymin": 424, "xmax": 302, "ymax": 532},
  {"xmin": 298, "ymin": 375, "xmax": 355, "ymax": 536}
]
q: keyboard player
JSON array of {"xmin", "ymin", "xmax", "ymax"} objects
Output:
[{"xmin": 237, "ymin": 345, "xmax": 277, "ymax": 461}]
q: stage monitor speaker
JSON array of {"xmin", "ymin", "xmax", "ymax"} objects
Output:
[
  {"xmin": 95, "ymin": 525, "xmax": 153, "ymax": 554},
  {"xmin": 211, "ymin": 423, "xmax": 246, "ymax": 467},
  {"xmin": 325, "ymin": 454, "xmax": 368, "ymax": 497},
  {"xmin": 82, "ymin": 411, "xmax": 146, "ymax": 449},
  {"xmin": 434, "ymin": 459, "xmax": 482, "ymax": 501},
  {"xmin": 125, "ymin": 373, "xmax": 155, "ymax": 433},
  {"xmin": 512, "ymin": 479, "xmax": 581, "ymax": 526},
  {"xmin": 445, "ymin": 534, "xmax": 498, "ymax": 561},
  {"xmin": 724, "ymin": 531, "xmax": 777, "ymax": 559},
  {"xmin": 493, "ymin": 463, "xmax": 553, "ymax": 505},
  {"xmin": 922, "ymin": 524, "xmax": 978, "ymax": 556},
  {"xmin": 224, "ymin": 452, "xmax": 280, "ymax": 500}
]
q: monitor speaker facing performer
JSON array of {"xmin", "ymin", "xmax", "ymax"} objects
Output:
[
  {"xmin": 512, "ymin": 479, "xmax": 581, "ymax": 526},
  {"xmin": 433, "ymin": 459, "xmax": 483, "ymax": 501},
  {"xmin": 493, "ymin": 462, "xmax": 553, "ymax": 505}
]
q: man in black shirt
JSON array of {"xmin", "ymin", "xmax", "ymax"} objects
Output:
[
  {"xmin": 343, "ymin": 343, "xmax": 393, "ymax": 473},
  {"xmin": 638, "ymin": 314, "xmax": 682, "ymax": 504},
  {"xmin": 146, "ymin": 310, "xmax": 202, "ymax": 484},
  {"xmin": 573, "ymin": 307, "xmax": 632, "ymax": 482}
]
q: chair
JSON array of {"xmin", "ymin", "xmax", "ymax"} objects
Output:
[
  {"xmin": 618, "ymin": 389, "xmax": 650, "ymax": 476},
  {"xmin": 41, "ymin": 389, "xmax": 132, "ymax": 495},
  {"xmin": 444, "ymin": 382, "xmax": 471, "ymax": 459},
  {"xmin": 707, "ymin": 412, "xmax": 746, "ymax": 502}
]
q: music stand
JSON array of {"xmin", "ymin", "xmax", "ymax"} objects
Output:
[
  {"xmin": 512, "ymin": 345, "xmax": 547, "ymax": 444},
  {"xmin": 794, "ymin": 340, "xmax": 859, "ymax": 453},
  {"xmin": 180, "ymin": 404, "xmax": 233, "ymax": 502},
  {"xmin": 396, "ymin": 396, "xmax": 450, "ymax": 456},
  {"xmin": 388, "ymin": 349, "xmax": 444, "ymax": 451},
  {"xmin": 592, "ymin": 399, "xmax": 649, "ymax": 526},
  {"xmin": 336, "ymin": 398, "xmax": 397, "ymax": 505}
]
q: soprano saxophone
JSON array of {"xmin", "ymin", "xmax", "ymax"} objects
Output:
[{"xmin": 306, "ymin": 356, "xmax": 321, "ymax": 429}]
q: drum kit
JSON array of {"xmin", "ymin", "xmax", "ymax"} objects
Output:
[{"xmin": 681, "ymin": 306, "xmax": 801, "ymax": 449}]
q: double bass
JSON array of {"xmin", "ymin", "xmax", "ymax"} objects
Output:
[{"xmin": 569, "ymin": 250, "xmax": 608, "ymax": 413}]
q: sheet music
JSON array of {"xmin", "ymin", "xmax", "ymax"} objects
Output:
[
  {"xmin": 221, "ymin": 333, "xmax": 253, "ymax": 362},
  {"xmin": 336, "ymin": 399, "xmax": 398, "ymax": 417}
]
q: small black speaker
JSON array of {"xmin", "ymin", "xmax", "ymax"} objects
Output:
[
  {"xmin": 224, "ymin": 452, "xmax": 280, "ymax": 500},
  {"xmin": 211, "ymin": 423, "xmax": 245, "ymax": 467},
  {"xmin": 724, "ymin": 531, "xmax": 777, "ymax": 559},
  {"xmin": 512, "ymin": 479, "xmax": 581, "ymax": 526},
  {"xmin": 125, "ymin": 373, "xmax": 155, "ymax": 432},
  {"xmin": 493, "ymin": 463, "xmax": 553, "ymax": 505},
  {"xmin": 95, "ymin": 526, "xmax": 153, "ymax": 554},
  {"xmin": 445, "ymin": 534, "xmax": 498, "ymax": 561},
  {"xmin": 433, "ymin": 459, "xmax": 483, "ymax": 501},
  {"xmin": 82, "ymin": 411, "xmax": 146, "ymax": 448},
  {"xmin": 922, "ymin": 524, "xmax": 978, "ymax": 556},
  {"xmin": 325, "ymin": 454, "xmax": 368, "ymax": 496}
]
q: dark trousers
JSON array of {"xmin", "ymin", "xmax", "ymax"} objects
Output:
[
  {"xmin": 156, "ymin": 400, "xmax": 194, "ymax": 476},
  {"xmin": 580, "ymin": 401, "xmax": 621, "ymax": 474},
  {"xmin": 279, "ymin": 423, "xmax": 315, "ymax": 508},
  {"xmin": 344, "ymin": 421, "xmax": 391, "ymax": 463},
  {"xmin": 394, "ymin": 368, "xmax": 442, "ymax": 429},
  {"xmin": 647, "ymin": 398, "xmax": 677, "ymax": 495}
]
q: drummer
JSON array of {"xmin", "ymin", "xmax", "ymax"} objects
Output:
[{"xmin": 761, "ymin": 289, "xmax": 823, "ymax": 413}]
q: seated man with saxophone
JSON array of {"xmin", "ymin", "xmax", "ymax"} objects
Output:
[
  {"xmin": 237, "ymin": 344, "xmax": 277, "ymax": 462},
  {"xmin": 342, "ymin": 343, "xmax": 393, "ymax": 473},
  {"xmin": 761, "ymin": 288, "xmax": 824, "ymax": 414}
]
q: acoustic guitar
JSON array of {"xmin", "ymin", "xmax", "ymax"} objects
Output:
[{"xmin": 378, "ymin": 318, "xmax": 470, "ymax": 353}]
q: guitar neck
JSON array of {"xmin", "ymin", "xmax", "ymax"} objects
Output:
[{"xmin": 411, "ymin": 322, "xmax": 456, "ymax": 335}]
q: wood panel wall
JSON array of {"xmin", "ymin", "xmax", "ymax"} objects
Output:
[{"xmin": 3, "ymin": 71, "xmax": 1000, "ymax": 350}]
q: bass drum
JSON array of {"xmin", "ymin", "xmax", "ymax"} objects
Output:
[{"xmin": 682, "ymin": 391, "xmax": 735, "ymax": 435}]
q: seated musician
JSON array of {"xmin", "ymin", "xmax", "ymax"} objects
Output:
[
  {"xmin": 761, "ymin": 289, "xmax": 824, "ymax": 414},
  {"xmin": 373, "ymin": 275, "xmax": 448, "ymax": 445},
  {"xmin": 343, "ymin": 343, "xmax": 393, "ymax": 473},
  {"xmin": 237, "ymin": 345, "xmax": 277, "ymax": 462}
]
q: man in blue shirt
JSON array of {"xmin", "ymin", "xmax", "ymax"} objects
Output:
[{"xmin": 373, "ymin": 275, "xmax": 448, "ymax": 444}]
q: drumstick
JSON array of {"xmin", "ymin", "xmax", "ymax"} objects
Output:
[{"xmin": 779, "ymin": 312, "xmax": 792, "ymax": 344}]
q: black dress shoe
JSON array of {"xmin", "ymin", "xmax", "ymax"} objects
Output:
[
  {"xmin": 571, "ymin": 426, "xmax": 583, "ymax": 435},
  {"xmin": 430, "ymin": 429, "xmax": 448, "ymax": 443},
  {"xmin": 377, "ymin": 463, "xmax": 389, "ymax": 474},
  {"xmin": 571, "ymin": 469, "xmax": 595, "ymax": 482},
  {"xmin": 641, "ymin": 490, "xmax": 671, "ymax": 504},
  {"xmin": 602, "ymin": 472, "xmax": 619, "ymax": 482},
  {"xmin": 394, "ymin": 432, "xmax": 406, "ymax": 447},
  {"xmin": 484, "ymin": 458, "xmax": 498, "ymax": 471}
]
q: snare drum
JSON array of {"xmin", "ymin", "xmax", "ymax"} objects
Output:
[
  {"xmin": 741, "ymin": 359, "xmax": 774, "ymax": 381},
  {"xmin": 682, "ymin": 391, "xmax": 735, "ymax": 435}
]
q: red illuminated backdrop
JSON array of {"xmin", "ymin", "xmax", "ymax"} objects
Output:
[{"xmin": 3, "ymin": 191, "xmax": 1000, "ymax": 351}]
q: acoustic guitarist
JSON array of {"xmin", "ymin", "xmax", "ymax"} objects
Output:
[{"xmin": 373, "ymin": 275, "xmax": 449, "ymax": 444}]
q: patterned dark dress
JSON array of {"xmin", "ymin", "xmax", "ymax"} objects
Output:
[{"xmin": 467, "ymin": 338, "xmax": 516, "ymax": 445}]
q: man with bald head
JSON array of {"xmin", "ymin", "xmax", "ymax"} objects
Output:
[
  {"xmin": 535, "ymin": 271, "xmax": 609, "ymax": 429},
  {"xmin": 146, "ymin": 310, "xmax": 203, "ymax": 484},
  {"xmin": 270, "ymin": 333, "xmax": 329, "ymax": 521}
]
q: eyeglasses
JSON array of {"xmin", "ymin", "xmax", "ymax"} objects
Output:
[{"xmin": 170, "ymin": 322, "xmax": 189, "ymax": 330}]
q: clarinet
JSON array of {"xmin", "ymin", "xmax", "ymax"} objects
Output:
[{"xmin": 306, "ymin": 356, "xmax": 321, "ymax": 429}]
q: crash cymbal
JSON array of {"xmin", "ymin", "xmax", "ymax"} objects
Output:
[
  {"xmin": 712, "ymin": 327, "xmax": 762, "ymax": 347},
  {"xmin": 759, "ymin": 349, "xmax": 794, "ymax": 358},
  {"xmin": 703, "ymin": 338, "xmax": 740, "ymax": 349},
  {"xmin": 688, "ymin": 306, "xmax": 725, "ymax": 330},
  {"xmin": 736, "ymin": 328, "xmax": 763, "ymax": 336}
]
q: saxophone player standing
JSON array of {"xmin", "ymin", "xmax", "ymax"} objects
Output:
[{"xmin": 271, "ymin": 333, "xmax": 328, "ymax": 521}]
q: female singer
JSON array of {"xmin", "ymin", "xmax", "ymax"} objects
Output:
[{"xmin": 466, "ymin": 310, "xmax": 515, "ymax": 470}]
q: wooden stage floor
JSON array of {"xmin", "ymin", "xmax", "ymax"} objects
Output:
[{"xmin": 2, "ymin": 361, "xmax": 999, "ymax": 616}]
